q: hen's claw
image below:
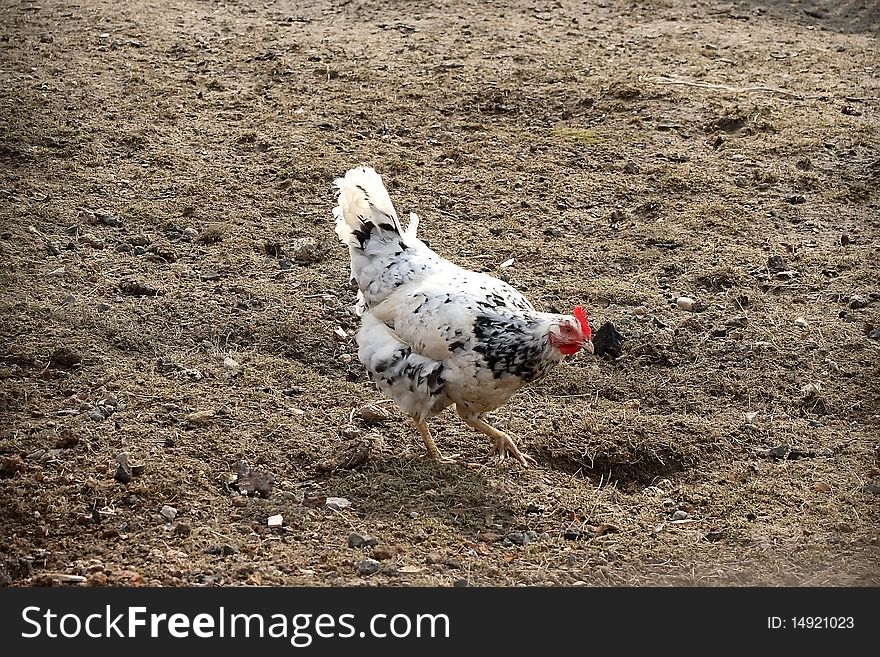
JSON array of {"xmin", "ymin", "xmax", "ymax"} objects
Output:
[{"xmin": 490, "ymin": 434, "xmax": 537, "ymax": 467}]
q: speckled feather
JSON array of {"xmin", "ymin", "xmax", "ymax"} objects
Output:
[{"xmin": 334, "ymin": 167, "xmax": 574, "ymax": 422}]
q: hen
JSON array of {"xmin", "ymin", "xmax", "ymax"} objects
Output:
[{"xmin": 333, "ymin": 166, "xmax": 593, "ymax": 467}]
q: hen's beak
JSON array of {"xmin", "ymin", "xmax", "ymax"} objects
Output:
[{"xmin": 582, "ymin": 340, "xmax": 594, "ymax": 355}]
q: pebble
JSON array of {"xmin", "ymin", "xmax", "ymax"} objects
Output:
[
  {"xmin": 267, "ymin": 514, "xmax": 283, "ymax": 527},
  {"xmin": 348, "ymin": 532, "xmax": 379, "ymax": 548},
  {"xmin": 115, "ymin": 452, "xmax": 133, "ymax": 483},
  {"xmin": 88, "ymin": 407, "xmax": 107, "ymax": 422},
  {"xmin": 453, "ymin": 579, "xmax": 469, "ymax": 587},
  {"xmin": 324, "ymin": 497, "xmax": 351, "ymax": 511},
  {"xmin": 794, "ymin": 317, "xmax": 809, "ymax": 328},
  {"xmin": 174, "ymin": 522, "xmax": 192, "ymax": 536},
  {"xmin": 223, "ymin": 357, "xmax": 241, "ymax": 370},
  {"xmin": 355, "ymin": 559, "xmax": 381, "ymax": 576},
  {"xmin": 182, "ymin": 227, "xmax": 199, "ymax": 240},
  {"xmin": 372, "ymin": 545, "xmax": 396, "ymax": 561},
  {"xmin": 671, "ymin": 510, "xmax": 689, "ymax": 521},
  {"xmin": 848, "ymin": 295, "xmax": 868, "ymax": 309},
  {"xmin": 676, "ymin": 296, "xmax": 695, "ymax": 311},
  {"xmin": 358, "ymin": 404, "xmax": 390, "ymax": 425},
  {"xmin": 505, "ymin": 531, "xmax": 538, "ymax": 546},
  {"xmin": 290, "ymin": 237, "xmax": 324, "ymax": 264},
  {"xmin": 159, "ymin": 505, "xmax": 178, "ymax": 522}
]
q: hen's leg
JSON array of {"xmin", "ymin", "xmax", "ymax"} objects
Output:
[
  {"xmin": 461, "ymin": 417, "xmax": 537, "ymax": 467},
  {"xmin": 413, "ymin": 420, "xmax": 458, "ymax": 464}
]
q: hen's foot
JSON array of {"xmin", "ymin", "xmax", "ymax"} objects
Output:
[{"xmin": 489, "ymin": 433, "xmax": 537, "ymax": 467}]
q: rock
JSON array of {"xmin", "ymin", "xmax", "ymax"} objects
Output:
[
  {"xmin": 358, "ymin": 404, "xmax": 390, "ymax": 425},
  {"xmin": 848, "ymin": 295, "xmax": 868, "ymax": 309},
  {"xmin": 223, "ymin": 357, "xmax": 241, "ymax": 370},
  {"xmin": 592, "ymin": 321, "xmax": 624, "ymax": 357},
  {"xmin": 526, "ymin": 502, "xmax": 545, "ymax": 515},
  {"xmin": 348, "ymin": 533, "xmax": 379, "ymax": 548},
  {"xmin": 159, "ymin": 505, "xmax": 178, "ymax": 522},
  {"xmin": 505, "ymin": 531, "xmax": 535, "ymax": 546},
  {"xmin": 174, "ymin": 522, "xmax": 192, "ymax": 536},
  {"xmin": 768, "ymin": 445, "xmax": 788, "ymax": 459},
  {"xmin": 372, "ymin": 545, "xmax": 397, "ymax": 561},
  {"xmin": 671, "ymin": 510, "xmax": 689, "ymax": 521},
  {"xmin": 232, "ymin": 460, "xmax": 274, "ymax": 498},
  {"xmin": 114, "ymin": 452, "xmax": 133, "ymax": 483},
  {"xmin": 767, "ymin": 255, "xmax": 787, "ymax": 272},
  {"xmin": 676, "ymin": 296, "xmax": 695, "ymax": 311},
  {"xmin": 88, "ymin": 407, "xmax": 107, "ymax": 422},
  {"xmin": 185, "ymin": 410, "xmax": 216, "ymax": 426},
  {"xmin": 453, "ymin": 579, "xmax": 469, "ymax": 587},
  {"xmin": 289, "ymin": 237, "xmax": 324, "ymax": 264},
  {"xmin": 355, "ymin": 559, "xmax": 381, "ymax": 576},
  {"xmin": 324, "ymin": 497, "xmax": 351, "ymax": 511},
  {"xmin": 794, "ymin": 317, "xmax": 809, "ymax": 328},
  {"xmin": 267, "ymin": 514, "xmax": 283, "ymax": 527},
  {"xmin": 785, "ymin": 194, "xmax": 806, "ymax": 204},
  {"xmin": 222, "ymin": 544, "xmax": 239, "ymax": 555},
  {"xmin": 563, "ymin": 529, "xmax": 587, "ymax": 541},
  {"xmin": 49, "ymin": 346, "xmax": 82, "ymax": 369}
]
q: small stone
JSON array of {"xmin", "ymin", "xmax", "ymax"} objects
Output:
[
  {"xmin": 355, "ymin": 559, "xmax": 381, "ymax": 576},
  {"xmin": 222, "ymin": 544, "xmax": 239, "ymax": 555},
  {"xmin": 671, "ymin": 510, "xmax": 689, "ymax": 521},
  {"xmin": 785, "ymin": 194, "xmax": 806, "ymax": 204},
  {"xmin": 97, "ymin": 303, "xmax": 111, "ymax": 313},
  {"xmin": 848, "ymin": 295, "xmax": 868, "ymax": 309},
  {"xmin": 159, "ymin": 505, "xmax": 178, "ymax": 522},
  {"xmin": 115, "ymin": 452, "xmax": 133, "ymax": 483},
  {"xmin": 372, "ymin": 545, "xmax": 396, "ymax": 561},
  {"xmin": 505, "ymin": 531, "xmax": 534, "ymax": 546},
  {"xmin": 676, "ymin": 296, "xmax": 695, "ymax": 311},
  {"xmin": 358, "ymin": 404, "xmax": 390, "ymax": 425},
  {"xmin": 324, "ymin": 497, "xmax": 351, "ymax": 511},
  {"xmin": 185, "ymin": 410, "xmax": 215, "ymax": 426},
  {"xmin": 88, "ymin": 407, "xmax": 107, "ymax": 422},
  {"xmin": 267, "ymin": 514, "xmax": 283, "ymax": 527},
  {"xmin": 563, "ymin": 529, "xmax": 586, "ymax": 541},
  {"xmin": 223, "ymin": 357, "xmax": 241, "ymax": 370},
  {"xmin": 768, "ymin": 445, "xmax": 788, "ymax": 458},
  {"xmin": 182, "ymin": 227, "xmax": 199, "ymax": 240},
  {"xmin": 289, "ymin": 237, "xmax": 324, "ymax": 264},
  {"xmin": 174, "ymin": 522, "xmax": 191, "ymax": 536},
  {"xmin": 453, "ymin": 579, "xmax": 469, "ymax": 587},
  {"xmin": 662, "ymin": 498, "xmax": 675, "ymax": 509},
  {"xmin": 794, "ymin": 317, "xmax": 809, "ymax": 328},
  {"xmin": 526, "ymin": 502, "xmax": 545, "ymax": 515},
  {"xmin": 348, "ymin": 532, "xmax": 379, "ymax": 548}
]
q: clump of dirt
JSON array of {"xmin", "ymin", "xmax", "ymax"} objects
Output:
[{"xmin": 0, "ymin": 0, "xmax": 878, "ymax": 587}]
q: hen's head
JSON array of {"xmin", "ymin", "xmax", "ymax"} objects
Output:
[{"xmin": 548, "ymin": 306, "xmax": 593, "ymax": 356}]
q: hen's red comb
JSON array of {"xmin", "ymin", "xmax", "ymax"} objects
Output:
[{"xmin": 573, "ymin": 306, "xmax": 592, "ymax": 340}]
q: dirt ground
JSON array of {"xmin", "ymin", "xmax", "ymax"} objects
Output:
[{"xmin": 1, "ymin": 0, "xmax": 878, "ymax": 587}]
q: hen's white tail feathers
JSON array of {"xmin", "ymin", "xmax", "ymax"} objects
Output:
[{"xmin": 333, "ymin": 166, "xmax": 403, "ymax": 248}]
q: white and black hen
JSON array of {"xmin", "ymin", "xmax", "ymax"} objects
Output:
[{"xmin": 333, "ymin": 166, "xmax": 593, "ymax": 467}]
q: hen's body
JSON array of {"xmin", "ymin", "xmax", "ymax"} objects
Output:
[{"xmin": 334, "ymin": 166, "xmax": 591, "ymax": 465}]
